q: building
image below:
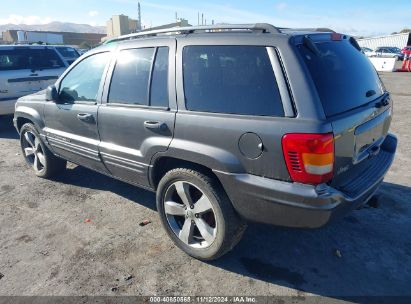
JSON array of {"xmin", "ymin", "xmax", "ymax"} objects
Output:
[
  {"xmin": 106, "ymin": 15, "xmax": 140, "ymax": 39},
  {"xmin": 357, "ymin": 33, "xmax": 411, "ymax": 50},
  {"xmin": 2, "ymin": 29, "xmax": 105, "ymax": 46}
]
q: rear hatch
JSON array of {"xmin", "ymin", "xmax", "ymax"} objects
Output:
[
  {"xmin": 0, "ymin": 46, "xmax": 66, "ymax": 100},
  {"xmin": 296, "ymin": 33, "xmax": 393, "ymax": 195}
]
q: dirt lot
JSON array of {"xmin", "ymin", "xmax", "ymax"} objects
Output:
[{"xmin": 0, "ymin": 73, "xmax": 410, "ymax": 301}]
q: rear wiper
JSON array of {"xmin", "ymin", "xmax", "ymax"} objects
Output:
[{"xmin": 303, "ymin": 36, "xmax": 321, "ymax": 57}]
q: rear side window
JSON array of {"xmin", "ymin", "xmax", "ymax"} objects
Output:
[
  {"xmin": 150, "ymin": 47, "xmax": 169, "ymax": 107},
  {"xmin": 298, "ymin": 38, "xmax": 384, "ymax": 117},
  {"xmin": 183, "ymin": 46, "xmax": 284, "ymax": 116},
  {"xmin": 0, "ymin": 48, "xmax": 65, "ymax": 71},
  {"xmin": 108, "ymin": 47, "xmax": 169, "ymax": 107},
  {"xmin": 108, "ymin": 48, "xmax": 154, "ymax": 105}
]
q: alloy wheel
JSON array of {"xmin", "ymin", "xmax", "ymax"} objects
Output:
[
  {"xmin": 164, "ymin": 181, "xmax": 217, "ymax": 248},
  {"xmin": 21, "ymin": 131, "xmax": 46, "ymax": 173}
]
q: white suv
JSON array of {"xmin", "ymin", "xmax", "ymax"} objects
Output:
[{"xmin": 0, "ymin": 45, "xmax": 77, "ymax": 116}]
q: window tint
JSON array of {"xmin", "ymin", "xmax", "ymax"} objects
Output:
[
  {"xmin": 0, "ymin": 48, "xmax": 65, "ymax": 71},
  {"xmin": 108, "ymin": 48, "xmax": 155, "ymax": 105},
  {"xmin": 150, "ymin": 47, "xmax": 169, "ymax": 107},
  {"xmin": 183, "ymin": 46, "xmax": 284, "ymax": 116},
  {"xmin": 59, "ymin": 52, "xmax": 109, "ymax": 103},
  {"xmin": 298, "ymin": 39, "xmax": 384, "ymax": 117}
]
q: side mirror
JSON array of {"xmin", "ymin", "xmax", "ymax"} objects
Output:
[{"xmin": 46, "ymin": 85, "xmax": 59, "ymax": 102}]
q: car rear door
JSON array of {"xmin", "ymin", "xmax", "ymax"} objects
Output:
[
  {"xmin": 97, "ymin": 39, "xmax": 176, "ymax": 188},
  {"xmin": 43, "ymin": 50, "xmax": 112, "ymax": 173}
]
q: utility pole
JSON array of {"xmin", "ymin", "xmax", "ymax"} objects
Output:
[
  {"xmin": 201, "ymin": 13, "xmax": 204, "ymax": 26},
  {"xmin": 137, "ymin": 2, "xmax": 141, "ymax": 31},
  {"xmin": 197, "ymin": 12, "xmax": 200, "ymax": 26}
]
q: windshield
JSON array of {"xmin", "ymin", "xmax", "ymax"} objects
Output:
[
  {"xmin": 298, "ymin": 37, "xmax": 384, "ymax": 117},
  {"xmin": 0, "ymin": 48, "xmax": 65, "ymax": 71},
  {"xmin": 56, "ymin": 47, "xmax": 80, "ymax": 59}
]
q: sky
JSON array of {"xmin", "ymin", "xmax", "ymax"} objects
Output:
[{"xmin": 0, "ymin": 0, "xmax": 410, "ymax": 37}]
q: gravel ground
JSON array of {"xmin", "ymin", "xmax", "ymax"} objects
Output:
[{"xmin": 0, "ymin": 73, "xmax": 410, "ymax": 302}]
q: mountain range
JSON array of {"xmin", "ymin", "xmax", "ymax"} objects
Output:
[{"xmin": 0, "ymin": 21, "xmax": 106, "ymax": 34}]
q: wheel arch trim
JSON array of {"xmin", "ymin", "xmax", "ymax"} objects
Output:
[{"xmin": 15, "ymin": 106, "xmax": 44, "ymax": 133}]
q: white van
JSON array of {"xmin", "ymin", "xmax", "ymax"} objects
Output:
[{"xmin": 0, "ymin": 45, "xmax": 77, "ymax": 116}]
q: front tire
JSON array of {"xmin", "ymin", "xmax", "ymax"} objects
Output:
[
  {"xmin": 20, "ymin": 123, "xmax": 66, "ymax": 178},
  {"xmin": 156, "ymin": 168, "xmax": 246, "ymax": 260}
]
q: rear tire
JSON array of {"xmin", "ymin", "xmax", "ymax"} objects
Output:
[
  {"xmin": 20, "ymin": 123, "xmax": 66, "ymax": 178},
  {"xmin": 156, "ymin": 168, "xmax": 246, "ymax": 260}
]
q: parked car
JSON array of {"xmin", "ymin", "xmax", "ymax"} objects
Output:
[
  {"xmin": 13, "ymin": 24, "xmax": 397, "ymax": 260},
  {"xmin": 375, "ymin": 46, "xmax": 404, "ymax": 60},
  {"xmin": 361, "ymin": 47, "xmax": 376, "ymax": 57},
  {"xmin": 0, "ymin": 45, "xmax": 72, "ymax": 116}
]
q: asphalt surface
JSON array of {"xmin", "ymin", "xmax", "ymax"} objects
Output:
[{"xmin": 0, "ymin": 73, "xmax": 410, "ymax": 301}]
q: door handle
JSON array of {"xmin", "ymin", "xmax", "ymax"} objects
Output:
[
  {"xmin": 77, "ymin": 113, "xmax": 95, "ymax": 123},
  {"xmin": 144, "ymin": 121, "xmax": 167, "ymax": 131}
]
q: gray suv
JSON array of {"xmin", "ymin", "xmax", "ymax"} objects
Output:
[{"xmin": 13, "ymin": 24, "xmax": 397, "ymax": 260}]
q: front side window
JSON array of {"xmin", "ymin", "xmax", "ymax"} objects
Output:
[
  {"xmin": 59, "ymin": 52, "xmax": 110, "ymax": 103},
  {"xmin": 183, "ymin": 45, "xmax": 284, "ymax": 116}
]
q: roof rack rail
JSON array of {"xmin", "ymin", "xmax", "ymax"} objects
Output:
[
  {"xmin": 279, "ymin": 27, "xmax": 336, "ymax": 33},
  {"xmin": 105, "ymin": 23, "xmax": 280, "ymax": 44}
]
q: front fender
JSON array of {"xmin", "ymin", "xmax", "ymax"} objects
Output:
[{"xmin": 14, "ymin": 105, "xmax": 45, "ymax": 134}]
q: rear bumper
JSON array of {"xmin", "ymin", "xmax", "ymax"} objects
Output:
[
  {"xmin": 0, "ymin": 98, "xmax": 17, "ymax": 116},
  {"xmin": 215, "ymin": 134, "xmax": 397, "ymax": 228}
]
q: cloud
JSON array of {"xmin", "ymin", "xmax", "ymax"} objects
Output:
[
  {"xmin": 0, "ymin": 14, "xmax": 52, "ymax": 25},
  {"xmin": 88, "ymin": 10, "xmax": 99, "ymax": 17}
]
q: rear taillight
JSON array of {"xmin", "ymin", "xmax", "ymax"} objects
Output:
[{"xmin": 282, "ymin": 133, "xmax": 334, "ymax": 185}]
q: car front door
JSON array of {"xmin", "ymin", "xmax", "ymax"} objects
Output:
[
  {"xmin": 43, "ymin": 51, "xmax": 112, "ymax": 173},
  {"xmin": 98, "ymin": 39, "xmax": 176, "ymax": 188}
]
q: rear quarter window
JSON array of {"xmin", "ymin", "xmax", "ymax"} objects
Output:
[{"xmin": 183, "ymin": 45, "xmax": 284, "ymax": 117}]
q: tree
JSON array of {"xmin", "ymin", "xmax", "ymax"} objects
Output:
[{"xmin": 400, "ymin": 29, "xmax": 411, "ymax": 33}]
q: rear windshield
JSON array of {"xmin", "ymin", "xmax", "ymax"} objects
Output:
[
  {"xmin": 56, "ymin": 47, "xmax": 80, "ymax": 59},
  {"xmin": 298, "ymin": 38, "xmax": 384, "ymax": 117},
  {"xmin": 0, "ymin": 48, "xmax": 65, "ymax": 71}
]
